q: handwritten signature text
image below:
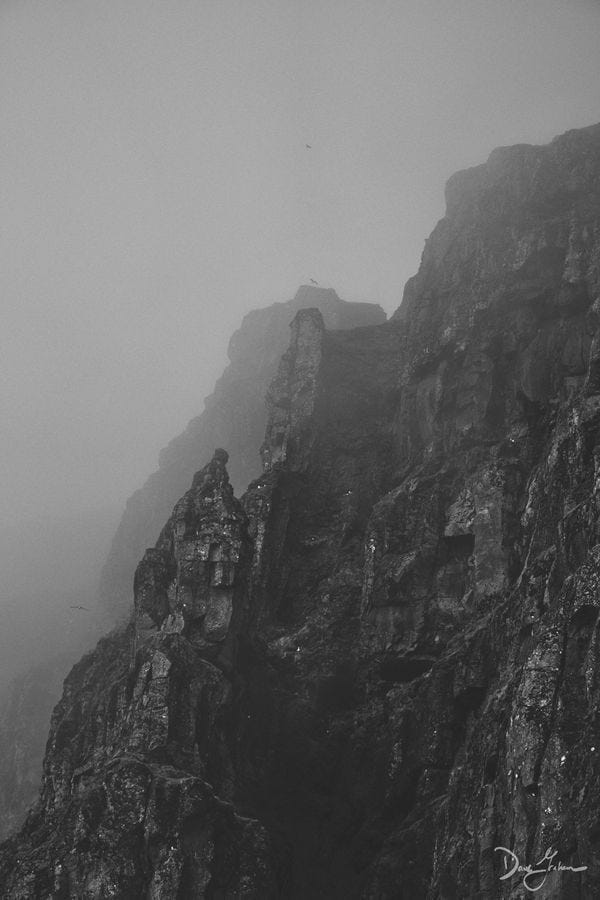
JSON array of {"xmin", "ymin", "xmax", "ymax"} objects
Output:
[{"xmin": 495, "ymin": 846, "xmax": 587, "ymax": 892}]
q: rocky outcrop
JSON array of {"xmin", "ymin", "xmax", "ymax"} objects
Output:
[
  {"xmin": 0, "ymin": 289, "xmax": 384, "ymax": 845},
  {"xmin": 0, "ymin": 451, "xmax": 278, "ymax": 897},
  {"xmin": 99, "ymin": 287, "xmax": 385, "ymax": 620},
  {"xmin": 5, "ymin": 123, "xmax": 600, "ymax": 897}
]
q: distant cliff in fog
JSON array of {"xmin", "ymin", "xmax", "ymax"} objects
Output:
[{"xmin": 98, "ymin": 286, "xmax": 386, "ymax": 618}]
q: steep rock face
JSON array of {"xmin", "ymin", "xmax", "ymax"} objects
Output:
[
  {"xmin": 99, "ymin": 287, "xmax": 385, "ymax": 619},
  {"xmin": 361, "ymin": 123, "xmax": 600, "ymax": 897},
  {"xmin": 1, "ymin": 290, "xmax": 384, "ymax": 841},
  {"xmin": 4, "ymin": 123, "xmax": 600, "ymax": 898},
  {"xmin": 0, "ymin": 308, "xmax": 399, "ymax": 898},
  {"xmin": 0, "ymin": 452, "xmax": 278, "ymax": 898}
]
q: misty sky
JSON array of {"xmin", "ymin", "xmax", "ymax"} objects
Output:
[{"xmin": 3, "ymin": 0, "xmax": 600, "ymax": 533}]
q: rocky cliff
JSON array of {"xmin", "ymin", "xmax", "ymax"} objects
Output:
[
  {"xmin": 3, "ymin": 123, "xmax": 600, "ymax": 897},
  {"xmin": 99, "ymin": 287, "xmax": 385, "ymax": 620},
  {"xmin": 0, "ymin": 288, "xmax": 384, "ymax": 843}
]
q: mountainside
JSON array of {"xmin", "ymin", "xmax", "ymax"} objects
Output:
[
  {"xmin": 99, "ymin": 287, "xmax": 386, "ymax": 619},
  {"xmin": 0, "ymin": 289, "xmax": 384, "ymax": 843},
  {"xmin": 3, "ymin": 122, "xmax": 600, "ymax": 897}
]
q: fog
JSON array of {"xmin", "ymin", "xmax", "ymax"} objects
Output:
[
  {"xmin": 0, "ymin": 509, "xmax": 116, "ymax": 688},
  {"xmin": 2, "ymin": 0, "xmax": 600, "ymax": 690}
]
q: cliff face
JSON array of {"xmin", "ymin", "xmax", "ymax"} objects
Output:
[
  {"xmin": 3, "ymin": 123, "xmax": 600, "ymax": 898},
  {"xmin": 0, "ymin": 288, "xmax": 385, "ymax": 845},
  {"xmin": 99, "ymin": 287, "xmax": 386, "ymax": 620}
]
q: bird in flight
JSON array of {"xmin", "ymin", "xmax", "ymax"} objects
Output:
[
  {"xmin": 310, "ymin": 278, "xmax": 319, "ymax": 285},
  {"xmin": 70, "ymin": 605, "xmax": 89, "ymax": 611},
  {"xmin": 305, "ymin": 144, "xmax": 312, "ymax": 149}
]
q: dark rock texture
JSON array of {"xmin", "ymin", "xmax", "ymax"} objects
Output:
[
  {"xmin": 0, "ymin": 288, "xmax": 384, "ymax": 846},
  {"xmin": 99, "ymin": 287, "xmax": 386, "ymax": 620},
  {"xmin": 4, "ymin": 123, "xmax": 600, "ymax": 897}
]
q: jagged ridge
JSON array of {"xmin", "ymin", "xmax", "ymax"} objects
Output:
[{"xmin": 99, "ymin": 287, "xmax": 385, "ymax": 619}]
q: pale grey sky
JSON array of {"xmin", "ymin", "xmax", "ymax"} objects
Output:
[{"xmin": 3, "ymin": 0, "xmax": 600, "ymax": 529}]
